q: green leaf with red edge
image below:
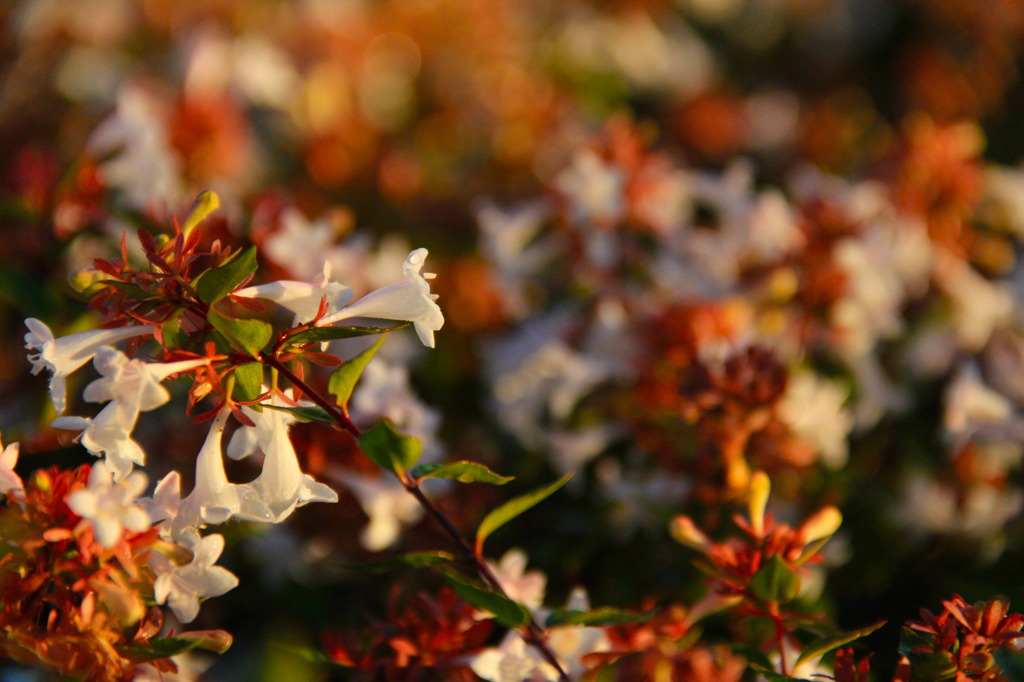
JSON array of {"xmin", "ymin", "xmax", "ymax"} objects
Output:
[
  {"xmin": 749, "ymin": 554, "xmax": 801, "ymax": 604},
  {"xmin": 476, "ymin": 473, "xmax": 572, "ymax": 550},
  {"xmin": 438, "ymin": 567, "xmax": 531, "ymax": 628},
  {"xmin": 327, "ymin": 333, "xmax": 387, "ymax": 408},
  {"xmin": 260, "ymin": 403, "xmax": 336, "ymax": 424},
  {"xmin": 794, "ymin": 620, "xmax": 886, "ymax": 668},
  {"xmin": 233, "ymin": 362, "xmax": 264, "ymax": 402},
  {"xmin": 411, "ymin": 461, "xmax": 513, "ymax": 485},
  {"xmin": 206, "ymin": 308, "xmax": 271, "ymax": 357},
  {"xmin": 288, "ymin": 323, "xmax": 408, "ymax": 347},
  {"xmin": 346, "ymin": 551, "xmax": 456, "ymax": 573},
  {"xmin": 117, "ymin": 630, "xmax": 233, "ymax": 662},
  {"xmin": 358, "ymin": 419, "xmax": 422, "ymax": 474},
  {"xmin": 195, "ymin": 245, "xmax": 258, "ymax": 304},
  {"xmin": 546, "ymin": 607, "xmax": 654, "ymax": 628}
]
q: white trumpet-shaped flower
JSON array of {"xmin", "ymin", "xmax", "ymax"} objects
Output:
[
  {"xmin": 0, "ymin": 436, "xmax": 23, "ymax": 497},
  {"xmin": 172, "ymin": 409, "xmax": 271, "ymax": 539},
  {"xmin": 234, "ymin": 261, "xmax": 353, "ymax": 324},
  {"xmin": 319, "ymin": 248, "xmax": 444, "ymax": 348},
  {"xmin": 228, "ymin": 394, "xmax": 338, "ymax": 521},
  {"xmin": 150, "ymin": 532, "xmax": 239, "ymax": 623},
  {"xmin": 51, "ymin": 347, "xmax": 208, "ymax": 480},
  {"xmin": 67, "ymin": 461, "xmax": 150, "ymax": 548},
  {"xmin": 24, "ymin": 319, "xmax": 156, "ymax": 414}
]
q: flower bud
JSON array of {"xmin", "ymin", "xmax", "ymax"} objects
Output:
[
  {"xmin": 671, "ymin": 515, "xmax": 712, "ymax": 553},
  {"xmin": 68, "ymin": 268, "xmax": 108, "ymax": 297},
  {"xmin": 800, "ymin": 505, "xmax": 842, "ymax": 545},
  {"xmin": 747, "ymin": 470, "xmax": 771, "ymax": 537}
]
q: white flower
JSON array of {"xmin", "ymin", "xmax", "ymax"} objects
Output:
[
  {"xmin": 778, "ymin": 371, "xmax": 852, "ymax": 469},
  {"xmin": 67, "ymin": 461, "xmax": 150, "ymax": 548},
  {"xmin": 150, "ymin": 532, "xmax": 239, "ymax": 623},
  {"xmin": 319, "ymin": 248, "xmax": 444, "ymax": 348},
  {"xmin": 470, "ymin": 589, "xmax": 609, "ymax": 682},
  {"xmin": 51, "ymin": 347, "xmax": 207, "ymax": 479},
  {"xmin": 24, "ymin": 319, "xmax": 156, "ymax": 414},
  {"xmin": 555, "ymin": 149, "xmax": 626, "ymax": 227},
  {"xmin": 172, "ymin": 409, "xmax": 271, "ymax": 539},
  {"xmin": 335, "ymin": 470, "xmax": 422, "ymax": 551},
  {"xmin": 234, "ymin": 261, "xmax": 353, "ymax": 325},
  {"xmin": 0, "ymin": 436, "xmax": 23, "ymax": 497},
  {"xmin": 228, "ymin": 394, "xmax": 338, "ymax": 521},
  {"xmin": 487, "ymin": 549, "xmax": 546, "ymax": 613}
]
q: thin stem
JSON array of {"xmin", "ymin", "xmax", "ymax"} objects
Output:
[
  {"xmin": 263, "ymin": 351, "xmax": 569, "ymax": 680},
  {"xmin": 260, "ymin": 354, "xmax": 360, "ymax": 437}
]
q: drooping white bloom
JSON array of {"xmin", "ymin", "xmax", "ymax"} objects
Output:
[
  {"xmin": 227, "ymin": 394, "xmax": 338, "ymax": 521},
  {"xmin": 23, "ymin": 319, "xmax": 156, "ymax": 414},
  {"xmin": 52, "ymin": 347, "xmax": 207, "ymax": 479},
  {"xmin": 487, "ymin": 549, "xmax": 546, "ymax": 613},
  {"xmin": 319, "ymin": 249, "xmax": 444, "ymax": 348},
  {"xmin": 334, "ymin": 470, "xmax": 422, "ymax": 551},
  {"xmin": 67, "ymin": 461, "xmax": 150, "ymax": 548},
  {"xmin": 172, "ymin": 409, "xmax": 271, "ymax": 539},
  {"xmin": 234, "ymin": 261, "xmax": 353, "ymax": 325},
  {"xmin": 150, "ymin": 532, "xmax": 239, "ymax": 623},
  {"xmin": 0, "ymin": 436, "xmax": 23, "ymax": 497}
]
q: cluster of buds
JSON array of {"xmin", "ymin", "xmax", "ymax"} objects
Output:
[
  {"xmin": 899, "ymin": 595, "xmax": 1024, "ymax": 681},
  {"xmin": 671, "ymin": 471, "xmax": 844, "ymax": 676}
]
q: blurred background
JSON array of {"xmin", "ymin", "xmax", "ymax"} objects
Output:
[{"xmin": 4, "ymin": 0, "xmax": 1024, "ymax": 679}]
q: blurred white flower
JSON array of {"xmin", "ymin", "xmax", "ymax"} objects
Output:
[
  {"xmin": 335, "ymin": 471, "xmax": 423, "ymax": 551},
  {"xmin": 67, "ymin": 461, "xmax": 149, "ymax": 548},
  {"xmin": 779, "ymin": 371, "xmax": 852, "ymax": 468},
  {"xmin": 150, "ymin": 532, "xmax": 238, "ymax": 623},
  {"xmin": 487, "ymin": 549, "xmax": 546, "ymax": 613},
  {"xmin": 24, "ymin": 319, "xmax": 155, "ymax": 414},
  {"xmin": 944, "ymin": 363, "xmax": 1024, "ymax": 444},
  {"xmin": 0, "ymin": 436, "xmax": 23, "ymax": 497},
  {"xmin": 556, "ymin": 149, "xmax": 625, "ymax": 228},
  {"xmin": 319, "ymin": 248, "xmax": 444, "ymax": 348},
  {"xmin": 350, "ymin": 357, "xmax": 442, "ymax": 460}
]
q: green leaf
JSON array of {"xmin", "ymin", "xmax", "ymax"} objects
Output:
[
  {"xmin": 327, "ymin": 334, "xmax": 388, "ymax": 408},
  {"xmin": 181, "ymin": 189, "xmax": 220, "ymax": 235},
  {"xmin": 195, "ymin": 245, "xmax": 258, "ymax": 304},
  {"xmin": 748, "ymin": 664, "xmax": 809, "ymax": 681},
  {"xmin": 233, "ymin": 362, "xmax": 264, "ymax": 402},
  {"xmin": 287, "ymin": 323, "xmax": 408, "ymax": 347},
  {"xmin": 207, "ymin": 308, "xmax": 271, "ymax": 357},
  {"xmin": 546, "ymin": 607, "xmax": 654, "ymax": 628},
  {"xmin": 118, "ymin": 630, "xmax": 232, "ymax": 662},
  {"xmin": 794, "ymin": 620, "xmax": 886, "ymax": 668},
  {"xmin": 476, "ymin": 473, "xmax": 572, "ymax": 549},
  {"xmin": 261, "ymin": 403, "xmax": 336, "ymax": 424},
  {"xmin": 412, "ymin": 461, "xmax": 513, "ymax": 485},
  {"xmin": 347, "ymin": 551, "xmax": 456, "ymax": 573},
  {"xmin": 358, "ymin": 419, "xmax": 422, "ymax": 474},
  {"xmin": 749, "ymin": 555, "xmax": 801, "ymax": 604},
  {"xmin": 439, "ymin": 568, "xmax": 531, "ymax": 628}
]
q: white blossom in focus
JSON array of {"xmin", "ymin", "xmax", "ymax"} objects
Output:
[
  {"xmin": 150, "ymin": 532, "xmax": 239, "ymax": 623},
  {"xmin": 227, "ymin": 394, "xmax": 338, "ymax": 521},
  {"xmin": 23, "ymin": 319, "xmax": 155, "ymax": 414},
  {"xmin": 67, "ymin": 461, "xmax": 150, "ymax": 548},
  {"xmin": 319, "ymin": 248, "xmax": 444, "ymax": 348},
  {"xmin": 234, "ymin": 261, "xmax": 353, "ymax": 325}
]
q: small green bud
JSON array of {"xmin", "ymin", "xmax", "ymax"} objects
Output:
[{"xmin": 68, "ymin": 268, "xmax": 108, "ymax": 297}]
